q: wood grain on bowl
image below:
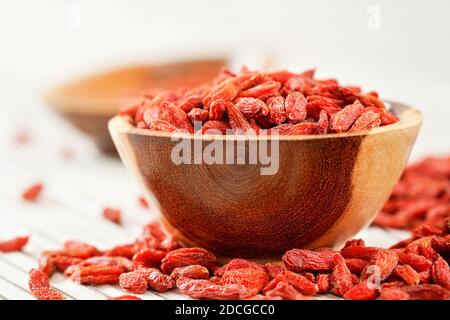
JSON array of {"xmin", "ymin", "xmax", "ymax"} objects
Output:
[
  {"xmin": 109, "ymin": 102, "xmax": 421, "ymax": 258},
  {"xmin": 46, "ymin": 59, "xmax": 226, "ymax": 154}
]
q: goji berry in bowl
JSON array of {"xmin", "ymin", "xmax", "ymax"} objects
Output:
[{"xmin": 108, "ymin": 67, "xmax": 422, "ymax": 258}]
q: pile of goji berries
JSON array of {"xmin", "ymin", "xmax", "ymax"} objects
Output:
[
  {"xmin": 26, "ymin": 216, "xmax": 449, "ymax": 300},
  {"xmin": 119, "ymin": 67, "xmax": 398, "ymax": 135},
  {"xmin": 374, "ymin": 156, "xmax": 450, "ymax": 230}
]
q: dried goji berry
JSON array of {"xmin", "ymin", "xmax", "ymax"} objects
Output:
[
  {"xmin": 187, "ymin": 108, "xmax": 209, "ymax": 123},
  {"xmin": 345, "ymin": 258, "xmax": 369, "ymax": 275},
  {"xmin": 283, "ymin": 249, "xmax": 335, "ymax": 272},
  {"xmin": 431, "ymin": 257, "xmax": 450, "ymax": 290},
  {"xmin": 220, "ymin": 267, "xmax": 269, "ymax": 293},
  {"xmin": 402, "ymin": 284, "xmax": 450, "ymax": 300},
  {"xmin": 63, "ymin": 241, "xmax": 100, "ymax": 259},
  {"xmin": 200, "ymin": 120, "xmax": 230, "ymax": 135},
  {"xmin": 225, "ymin": 101, "xmax": 254, "ymax": 133},
  {"xmin": 78, "ymin": 256, "xmax": 133, "ymax": 272},
  {"xmin": 283, "ymin": 270, "xmax": 318, "ymax": 295},
  {"xmin": 237, "ymin": 81, "xmax": 281, "ymax": 100},
  {"xmin": 103, "ymin": 244, "xmax": 137, "ymax": 259},
  {"xmin": 361, "ymin": 250, "xmax": 398, "ymax": 281},
  {"xmin": 214, "ymin": 259, "xmax": 265, "ymax": 277},
  {"xmin": 394, "ymin": 264, "xmax": 420, "ymax": 285},
  {"xmin": 348, "ymin": 111, "xmax": 381, "ymax": 133},
  {"xmin": 341, "ymin": 246, "xmax": 380, "ymax": 261},
  {"xmin": 316, "ymin": 274, "xmax": 330, "ymax": 294},
  {"xmin": 264, "ymin": 281, "xmax": 303, "ymax": 300},
  {"xmin": 54, "ymin": 255, "xmax": 83, "ymax": 272},
  {"xmin": 398, "ymin": 252, "xmax": 433, "ymax": 272},
  {"xmin": 266, "ymin": 96, "xmax": 286, "ymax": 125},
  {"xmin": 132, "ymin": 248, "xmax": 166, "ymax": 269},
  {"xmin": 176, "ymin": 277, "xmax": 255, "ymax": 300},
  {"xmin": 330, "ymin": 100, "xmax": 365, "ymax": 132},
  {"xmin": 28, "ymin": 269, "xmax": 64, "ymax": 300},
  {"xmin": 22, "ymin": 183, "xmax": 43, "ymax": 202},
  {"xmin": 68, "ymin": 265, "xmax": 124, "ymax": 285},
  {"xmin": 160, "ymin": 247, "xmax": 216, "ymax": 274},
  {"xmin": 138, "ymin": 196, "xmax": 149, "ymax": 208},
  {"xmin": 330, "ymin": 254, "xmax": 353, "ymax": 297},
  {"xmin": 235, "ymin": 97, "xmax": 268, "ymax": 118},
  {"xmin": 103, "ymin": 207, "xmax": 122, "ymax": 224},
  {"xmin": 0, "ymin": 236, "xmax": 29, "ymax": 252},
  {"xmin": 285, "ymin": 92, "xmax": 307, "ymax": 123},
  {"xmin": 170, "ymin": 265, "xmax": 210, "ymax": 280},
  {"xmin": 264, "ymin": 263, "xmax": 285, "ymax": 278},
  {"xmin": 343, "ymin": 280, "xmax": 378, "ymax": 300},
  {"xmin": 119, "ymin": 271, "xmax": 148, "ymax": 294}
]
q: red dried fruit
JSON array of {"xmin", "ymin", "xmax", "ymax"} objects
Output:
[
  {"xmin": 403, "ymin": 284, "xmax": 450, "ymax": 300},
  {"xmin": 348, "ymin": 111, "xmax": 381, "ymax": 133},
  {"xmin": 225, "ymin": 101, "xmax": 254, "ymax": 133},
  {"xmin": 330, "ymin": 254, "xmax": 353, "ymax": 297},
  {"xmin": 38, "ymin": 255, "xmax": 55, "ymax": 275},
  {"xmin": 343, "ymin": 280, "xmax": 378, "ymax": 300},
  {"xmin": 119, "ymin": 104, "xmax": 139, "ymax": 118},
  {"xmin": 208, "ymin": 99, "xmax": 227, "ymax": 120},
  {"xmin": 284, "ymin": 270, "xmax": 318, "ymax": 295},
  {"xmin": 266, "ymin": 96, "xmax": 286, "ymax": 125},
  {"xmin": 287, "ymin": 122, "xmax": 320, "ymax": 135},
  {"xmin": 22, "ymin": 183, "xmax": 43, "ymax": 202},
  {"xmin": 68, "ymin": 265, "xmax": 124, "ymax": 285},
  {"xmin": 220, "ymin": 267, "xmax": 269, "ymax": 293},
  {"xmin": 341, "ymin": 246, "xmax": 379, "ymax": 261},
  {"xmin": 178, "ymin": 87, "xmax": 208, "ymax": 113},
  {"xmin": 78, "ymin": 256, "xmax": 133, "ymax": 272},
  {"xmin": 0, "ymin": 236, "xmax": 29, "ymax": 252},
  {"xmin": 345, "ymin": 258, "xmax": 369, "ymax": 275},
  {"xmin": 264, "ymin": 263, "xmax": 285, "ymax": 278},
  {"xmin": 28, "ymin": 269, "xmax": 64, "ymax": 300},
  {"xmin": 264, "ymin": 281, "xmax": 303, "ymax": 300},
  {"xmin": 316, "ymin": 274, "xmax": 330, "ymax": 293},
  {"xmin": 237, "ymin": 81, "xmax": 281, "ymax": 100},
  {"xmin": 398, "ymin": 252, "xmax": 433, "ymax": 272},
  {"xmin": 306, "ymin": 95, "xmax": 341, "ymax": 119},
  {"xmin": 145, "ymin": 119, "xmax": 178, "ymax": 133},
  {"xmin": 330, "ymin": 100, "xmax": 365, "ymax": 132},
  {"xmin": 103, "ymin": 244, "xmax": 136, "ymax": 259},
  {"xmin": 160, "ymin": 247, "xmax": 216, "ymax": 274},
  {"xmin": 146, "ymin": 268, "xmax": 175, "ymax": 292},
  {"xmin": 170, "ymin": 265, "xmax": 210, "ymax": 280},
  {"xmin": 132, "ymin": 248, "xmax": 166, "ymax": 269},
  {"xmin": 380, "ymin": 287, "xmax": 410, "ymax": 300},
  {"xmin": 200, "ymin": 120, "xmax": 230, "ymax": 134},
  {"xmin": 109, "ymin": 295, "xmax": 142, "ymax": 300},
  {"xmin": 103, "ymin": 207, "xmax": 122, "ymax": 224},
  {"xmin": 431, "ymin": 257, "xmax": 450, "ymax": 290},
  {"xmin": 214, "ymin": 259, "xmax": 265, "ymax": 277},
  {"xmin": 138, "ymin": 196, "xmax": 149, "ymax": 208},
  {"xmin": 54, "ymin": 255, "xmax": 83, "ymax": 272},
  {"xmin": 177, "ymin": 277, "xmax": 255, "ymax": 300},
  {"xmin": 394, "ymin": 264, "xmax": 420, "ymax": 285},
  {"xmin": 285, "ymin": 92, "xmax": 307, "ymax": 123},
  {"xmin": 283, "ymin": 249, "xmax": 335, "ymax": 272},
  {"xmin": 63, "ymin": 241, "xmax": 100, "ymax": 259},
  {"xmin": 119, "ymin": 271, "xmax": 148, "ymax": 294},
  {"xmin": 187, "ymin": 108, "xmax": 209, "ymax": 123},
  {"xmin": 235, "ymin": 97, "xmax": 268, "ymax": 118},
  {"xmin": 160, "ymin": 102, "xmax": 194, "ymax": 133},
  {"xmin": 361, "ymin": 250, "xmax": 398, "ymax": 281}
]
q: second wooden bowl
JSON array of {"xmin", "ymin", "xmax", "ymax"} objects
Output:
[
  {"xmin": 109, "ymin": 102, "xmax": 421, "ymax": 258},
  {"xmin": 46, "ymin": 58, "xmax": 226, "ymax": 154}
]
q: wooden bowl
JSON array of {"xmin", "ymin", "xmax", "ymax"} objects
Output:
[
  {"xmin": 109, "ymin": 102, "xmax": 422, "ymax": 258},
  {"xmin": 45, "ymin": 58, "xmax": 226, "ymax": 154}
]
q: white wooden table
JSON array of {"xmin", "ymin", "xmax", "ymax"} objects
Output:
[{"xmin": 0, "ymin": 95, "xmax": 410, "ymax": 300}]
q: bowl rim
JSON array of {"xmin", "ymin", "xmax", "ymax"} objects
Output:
[{"xmin": 108, "ymin": 101, "xmax": 422, "ymax": 142}]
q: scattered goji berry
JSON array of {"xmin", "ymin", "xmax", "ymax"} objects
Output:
[
  {"xmin": 431, "ymin": 257, "xmax": 450, "ymax": 290},
  {"xmin": 0, "ymin": 236, "xmax": 29, "ymax": 252},
  {"xmin": 170, "ymin": 265, "xmax": 210, "ymax": 280},
  {"xmin": 283, "ymin": 249, "xmax": 335, "ymax": 272},
  {"xmin": 330, "ymin": 254, "xmax": 353, "ymax": 297},
  {"xmin": 160, "ymin": 247, "xmax": 216, "ymax": 274},
  {"xmin": 343, "ymin": 280, "xmax": 378, "ymax": 300},
  {"xmin": 103, "ymin": 207, "xmax": 122, "ymax": 224},
  {"xmin": 147, "ymin": 268, "xmax": 175, "ymax": 293},
  {"xmin": 119, "ymin": 271, "xmax": 148, "ymax": 294},
  {"xmin": 68, "ymin": 265, "xmax": 124, "ymax": 285},
  {"xmin": 22, "ymin": 183, "xmax": 43, "ymax": 202}
]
